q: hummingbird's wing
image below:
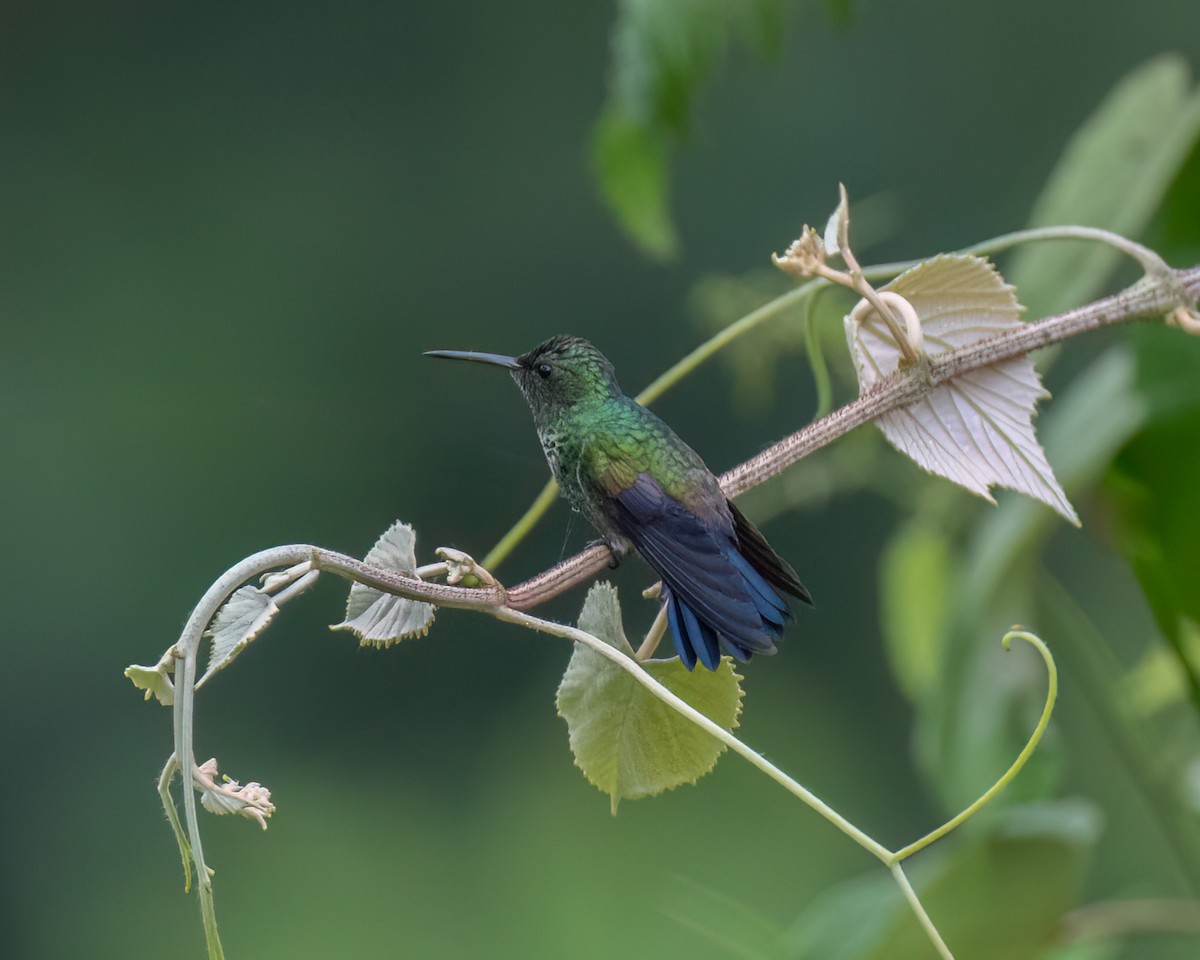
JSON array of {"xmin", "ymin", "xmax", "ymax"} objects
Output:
[
  {"xmin": 727, "ymin": 502, "xmax": 813, "ymax": 606},
  {"xmin": 602, "ymin": 472, "xmax": 790, "ymax": 670}
]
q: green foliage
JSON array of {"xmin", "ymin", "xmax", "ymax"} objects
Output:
[
  {"xmin": 593, "ymin": 110, "xmax": 679, "ymax": 259},
  {"xmin": 556, "ymin": 583, "xmax": 744, "ymax": 812},
  {"xmin": 1108, "ymin": 328, "xmax": 1200, "ymax": 704},
  {"xmin": 783, "ymin": 870, "xmax": 901, "ymax": 960},
  {"xmin": 688, "ymin": 270, "xmax": 807, "ymax": 416},
  {"xmin": 863, "ymin": 54, "xmax": 1200, "ymax": 834},
  {"xmin": 862, "ymin": 804, "xmax": 1098, "ymax": 960},
  {"xmin": 593, "ymin": 0, "xmax": 791, "ymax": 257},
  {"xmin": 1009, "ymin": 54, "xmax": 1200, "ymax": 316},
  {"xmin": 879, "ymin": 522, "xmax": 953, "ymax": 702}
]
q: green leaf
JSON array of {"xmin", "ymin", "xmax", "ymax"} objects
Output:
[
  {"xmin": 1119, "ymin": 639, "xmax": 1194, "ymax": 718},
  {"xmin": 784, "ymin": 802, "xmax": 1100, "ymax": 960},
  {"xmin": 688, "ymin": 268, "xmax": 836, "ymax": 418},
  {"xmin": 879, "ymin": 522, "xmax": 953, "ymax": 703},
  {"xmin": 330, "ymin": 521, "xmax": 436, "ymax": 648},
  {"xmin": 1009, "ymin": 54, "xmax": 1200, "ymax": 317},
  {"xmin": 847, "ymin": 254, "xmax": 1077, "ymax": 523},
  {"xmin": 556, "ymin": 583, "xmax": 744, "ymax": 813},
  {"xmin": 592, "ymin": 109, "xmax": 679, "ymax": 260},
  {"xmin": 592, "ymin": 0, "xmax": 790, "ymax": 257},
  {"xmin": 200, "ymin": 585, "xmax": 279, "ymax": 684},
  {"xmin": 1107, "ymin": 327, "xmax": 1200, "ymax": 703},
  {"xmin": 1155, "ymin": 125, "xmax": 1200, "ymax": 263}
]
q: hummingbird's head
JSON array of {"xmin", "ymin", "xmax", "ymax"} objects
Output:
[{"xmin": 425, "ymin": 335, "xmax": 622, "ymax": 421}]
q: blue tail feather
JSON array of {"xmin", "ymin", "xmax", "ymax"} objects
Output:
[
  {"xmin": 606, "ymin": 473, "xmax": 803, "ymax": 672},
  {"xmin": 678, "ymin": 598, "xmax": 721, "ymax": 671},
  {"xmin": 664, "ymin": 592, "xmax": 695, "ymax": 670}
]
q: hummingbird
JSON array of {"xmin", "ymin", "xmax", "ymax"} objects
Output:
[{"xmin": 425, "ymin": 335, "xmax": 811, "ymax": 671}]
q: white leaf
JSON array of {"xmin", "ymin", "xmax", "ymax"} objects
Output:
[
  {"xmin": 330, "ymin": 521, "xmax": 436, "ymax": 647},
  {"xmin": 845, "ymin": 255, "xmax": 1078, "ymax": 524},
  {"xmin": 200, "ymin": 586, "xmax": 279, "ymax": 684}
]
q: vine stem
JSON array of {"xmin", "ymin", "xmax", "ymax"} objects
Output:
[
  {"xmin": 168, "ymin": 546, "xmax": 314, "ymax": 960},
  {"xmin": 502, "ymin": 264, "xmax": 1200, "ymax": 609},
  {"xmin": 481, "ymin": 229, "xmax": 1194, "ymax": 572},
  {"xmin": 138, "ymin": 267, "xmax": 1200, "ymax": 625}
]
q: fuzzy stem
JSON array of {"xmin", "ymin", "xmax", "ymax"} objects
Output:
[
  {"xmin": 137, "ymin": 269, "xmax": 1200, "ymax": 626},
  {"xmin": 480, "ymin": 226, "xmax": 1189, "ymax": 571},
  {"xmin": 154, "ymin": 535, "xmax": 1065, "ymax": 960},
  {"xmin": 504, "ymin": 265, "xmax": 1199, "ymax": 609}
]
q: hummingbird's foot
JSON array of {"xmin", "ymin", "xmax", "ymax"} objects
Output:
[{"xmin": 586, "ymin": 538, "xmax": 626, "ymax": 568}]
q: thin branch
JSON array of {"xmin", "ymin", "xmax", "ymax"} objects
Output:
[
  {"xmin": 505, "ymin": 266, "xmax": 1200, "ymax": 609},
  {"xmin": 484, "ymin": 227, "xmax": 1191, "ymax": 572},
  {"xmin": 151, "ymin": 267, "xmax": 1197, "ymax": 623}
]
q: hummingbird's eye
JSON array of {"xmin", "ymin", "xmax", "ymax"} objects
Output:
[{"xmin": 536, "ymin": 362, "xmax": 553, "ymax": 379}]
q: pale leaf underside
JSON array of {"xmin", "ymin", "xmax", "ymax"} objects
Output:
[
  {"xmin": 201, "ymin": 586, "xmax": 279, "ymax": 684},
  {"xmin": 846, "ymin": 255, "xmax": 1078, "ymax": 524},
  {"xmin": 331, "ymin": 521, "xmax": 436, "ymax": 647}
]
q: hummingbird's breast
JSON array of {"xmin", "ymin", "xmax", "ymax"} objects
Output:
[
  {"xmin": 536, "ymin": 419, "xmax": 593, "ymax": 504},
  {"xmin": 535, "ymin": 401, "xmax": 629, "ymax": 526}
]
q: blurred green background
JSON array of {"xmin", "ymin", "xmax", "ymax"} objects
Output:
[{"xmin": 3, "ymin": 2, "xmax": 1200, "ymax": 958}]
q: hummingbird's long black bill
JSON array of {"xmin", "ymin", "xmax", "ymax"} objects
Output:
[{"xmin": 423, "ymin": 349, "xmax": 523, "ymax": 370}]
